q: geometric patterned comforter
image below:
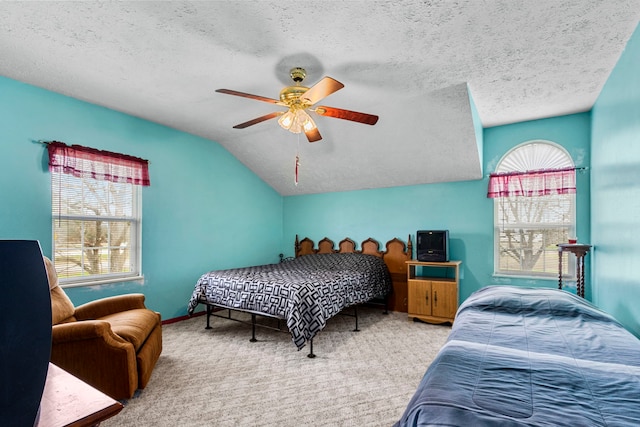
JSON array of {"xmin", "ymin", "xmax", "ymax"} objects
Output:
[{"xmin": 187, "ymin": 253, "xmax": 392, "ymax": 350}]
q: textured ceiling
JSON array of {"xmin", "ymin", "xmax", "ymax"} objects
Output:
[{"xmin": 1, "ymin": 1, "xmax": 638, "ymax": 195}]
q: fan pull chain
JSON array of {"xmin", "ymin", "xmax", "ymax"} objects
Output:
[{"xmin": 294, "ymin": 134, "xmax": 301, "ymax": 186}]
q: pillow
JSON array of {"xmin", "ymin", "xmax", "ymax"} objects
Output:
[
  {"xmin": 43, "ymin": 256, "xmax": 58, "ymax": 290},
  {"xmin": 44, "ymin": 257, "xmax": 76, "ymax": 324}
]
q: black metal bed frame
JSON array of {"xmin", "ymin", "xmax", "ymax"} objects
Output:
[{"xmin": 202, "ymin": 298, "xmax": 388, "ymax": 358}]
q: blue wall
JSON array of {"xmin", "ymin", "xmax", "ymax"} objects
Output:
[
  {"xmin": 4, "ymin": 20, "xmax": 638, "ymax": 328},
  {"xmin": 0, "ymin": 76, "xmax": 283, "ymax": 320},
  {"xmin": 591, "ymin": 23, "xmax": 640, "ymax": 336},
  {"xmin": 284, "ymin": 111, "xmax": 591, "ymax": 303}
]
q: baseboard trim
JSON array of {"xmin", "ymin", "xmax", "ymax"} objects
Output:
[{"xmin": 161, "ymin": 310, "xmax": 205, "ymax": 325}]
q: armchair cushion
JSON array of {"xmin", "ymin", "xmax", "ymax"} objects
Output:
[{"xmin": 102, "ymin": 309, "xmax": 161, "ymax": 351}]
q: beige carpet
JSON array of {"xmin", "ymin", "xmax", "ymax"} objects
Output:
[{"xmin": 103, "ymin": 307, "xmax": 451, "ymax": 427}]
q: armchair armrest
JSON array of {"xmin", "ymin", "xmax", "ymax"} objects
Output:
[
  {"xmin": 50, "ymin": 320, "xmax": 138, "ymax": 400},
  {"xmin": 52, "ymin": 320, "xmax": 130, "ymax": 347},
  {"xmin": 74, "ymin": 293, "xmax": 147, "ymax": 320}
]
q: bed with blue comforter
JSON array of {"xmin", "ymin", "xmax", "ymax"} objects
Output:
[{"xmin": 395, "ymin": 285, "xmax": 640, "ymax": 426}]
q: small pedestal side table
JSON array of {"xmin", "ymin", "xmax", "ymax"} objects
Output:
[{"xmin": 558, "ymin": 243, "xmax": 592, "ymax": 298}]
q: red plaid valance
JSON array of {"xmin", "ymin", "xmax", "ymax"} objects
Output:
[
  {"xmin": 487, "ymin": 167, "xmax": 576, "ymax": 198},
  {"xmin": 47, "ymin": 141, "xmax": 150, "ymax": 186}
]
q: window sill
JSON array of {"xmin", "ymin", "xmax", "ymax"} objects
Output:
[
  {"xmin": 492, "ymin": 273, "xmax": 575, "ymax": 282},
  {"xmin": 60, "ymin": 275, "xmax": 144, "ymax": 289}
]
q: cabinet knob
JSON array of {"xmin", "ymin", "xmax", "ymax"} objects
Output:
[{"xmin": 434, "ymin": 291, "xmax": 438, "ymax": 305}]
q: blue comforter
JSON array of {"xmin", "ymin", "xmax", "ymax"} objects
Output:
[{"xmin": 396, "ymin": 286, "xmax": 640, "ymax": 426}]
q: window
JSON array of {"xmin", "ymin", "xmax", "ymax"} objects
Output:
[
  {"xmin": 48, "ymin": 142, "xmax": 148, "ymax": 286},
  {"xmin": 491, "ymin": 141, "xmax": 576, "ymax": 278}
]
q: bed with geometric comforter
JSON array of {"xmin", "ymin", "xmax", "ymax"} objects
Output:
[
  {"xmin": 395, "ymin": 285, "xmax": 640, "ymax": 426},
  {"xmin": 187, "ymin": 252, "xmax": 392, "ymax": 352}
]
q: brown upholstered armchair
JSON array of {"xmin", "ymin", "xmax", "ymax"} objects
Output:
[{"xmin": 45, "ymin": 257, "xmax": 162, "ymax": 400}]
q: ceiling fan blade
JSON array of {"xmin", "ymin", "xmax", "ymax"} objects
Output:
[
  {"xmin": 216, "ymin": 89, "xmax": 284, "ymax": 105},
  {"xmin": 232, "ymin": 111, "xmax": 284, "ymax": 129},
  {"xmin": 299, "ymin": 77, "xmax": 345, "ymax": 105},
  {"xmin": 305, "ymin": 127, "xmax": 322, "ymax": 143},
  {"xmin": 314, "ymin": 106, "xmax": 379, "ymax": 125}
]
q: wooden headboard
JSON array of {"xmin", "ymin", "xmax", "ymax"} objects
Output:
[{"xmin": 294, "ymin": 235, "xmax": 413, "ymax": 312}]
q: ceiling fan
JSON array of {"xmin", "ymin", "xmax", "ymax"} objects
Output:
[{"xmin": 216, "ymin": 67, "xmax": 379, "ymax": 143}]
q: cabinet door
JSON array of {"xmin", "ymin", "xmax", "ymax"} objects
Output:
[
  {"xmin": 408, "ymin": 280, "xmax": 431, "ymax": 316},
  {"xmin": 431, "ymin": 281, "xmax": 457, "ymax": 319}
]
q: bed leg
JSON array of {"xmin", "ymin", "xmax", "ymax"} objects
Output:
[
  {"xmin": 307, "ymin": 339, "xmax": 316, "ymax": 358},
  {"xmin": 250, "ymin": 314, "xmax": 257, "ymax": 343},
  {"xmin": 205, "ymin": 305, "xmax": 212, "ymax": 329},
  {"xmin": 354, "ymin": 306, "xmax": 360, "ymax": 332}
]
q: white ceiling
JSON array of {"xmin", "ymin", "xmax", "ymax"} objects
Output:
[{"xmin": 1, "ymin": 1, "xmax": 638, "ymax": 196}]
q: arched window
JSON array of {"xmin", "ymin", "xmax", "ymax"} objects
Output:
[{"xmin": 491, "ymin": 141, "xmax": 576, "ymax": 278}]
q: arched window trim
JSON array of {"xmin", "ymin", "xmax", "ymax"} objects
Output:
[{"xmin": 494, "ymin": 140, "xmax": 574, "ymax": 173}]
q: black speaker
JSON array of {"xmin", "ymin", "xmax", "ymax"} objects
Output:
[{"xmin": 0, "ymin": 240, "xmax": 52, "ymax": 427}]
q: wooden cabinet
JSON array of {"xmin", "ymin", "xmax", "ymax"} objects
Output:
[{"xmin": 406, "ymin": 260, "xmax": 461, "ymax": 324}]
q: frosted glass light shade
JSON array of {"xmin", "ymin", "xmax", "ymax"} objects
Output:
[{"xmin": 278, "ymin": 109, "xmax": 316, "ymax": 134}]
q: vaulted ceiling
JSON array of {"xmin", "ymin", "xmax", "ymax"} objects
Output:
[{"xmin": 1, "ymin": 1, "xmax": 638, "ymax": 195}]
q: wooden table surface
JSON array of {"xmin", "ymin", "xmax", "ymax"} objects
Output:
[{"xmin": 36, "ymin": 363, "xmax": 123, "ymax": 427}]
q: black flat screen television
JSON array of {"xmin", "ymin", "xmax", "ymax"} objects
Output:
[{"xmin": 417, "ymin": 230, "xmax": 449, "ymax": 262}]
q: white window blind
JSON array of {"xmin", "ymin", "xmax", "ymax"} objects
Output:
[{"xmin": 52, "ymin": 170, "xmax": 142, "ymax": 285}]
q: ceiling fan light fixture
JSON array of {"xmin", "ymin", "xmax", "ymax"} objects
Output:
[{"xmin": 278, "ymin": 109, "xmax": 316, "ymax": 134}]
